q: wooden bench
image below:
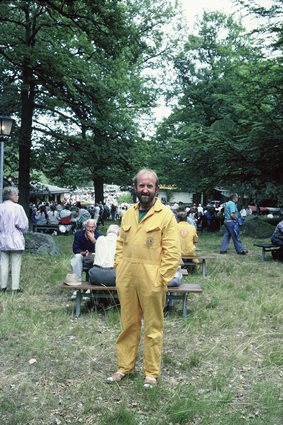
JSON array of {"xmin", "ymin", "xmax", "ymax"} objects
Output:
[
  {"xmin": 182, "ymin": 255, "xmax": 215, "ymax": 277},
  {"xmin": 61, "ymin": 281, "xmax": 202, "ymax": 318},
  {"xmin": 32, "ymin": 224, "xmax": 59, "ymax": 233},
  {"xmin": 32, "ymin": 223, "xmax": 74, "ymax": 234},
  {"xmin": 254, "ymin": 243, "xmax": 280, "ymax": 261}
]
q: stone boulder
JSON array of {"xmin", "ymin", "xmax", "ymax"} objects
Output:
[
  {"xmin": 241, "ymin": 216, "xmax": 274, "ymax": 239},
  {"xmin": 25, "ymin": 232, "xmax": 61, "ymax": 255}
]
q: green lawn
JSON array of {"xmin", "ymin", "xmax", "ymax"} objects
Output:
[{"xmin": 0, "ymin": 224, "xmax": 282, "ymax": 425}]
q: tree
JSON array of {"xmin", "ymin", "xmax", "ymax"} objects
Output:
[
  {"xmin": 236, "ymin": 0, "xmax": 283, "ymax": 51},
  {"xmin": 0, "ymin": 0, "xmax": 177, "ymax": 210},
  {"xmin": 152, "ymin": 11, "xmax": 283, "ymax": 204}
]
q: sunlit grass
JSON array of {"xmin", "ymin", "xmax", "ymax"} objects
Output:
[{"xmin": 0, "ymin": 228, "xmax": 282, "ymax": 424}]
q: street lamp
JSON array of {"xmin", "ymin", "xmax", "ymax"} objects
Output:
[{"xmin": 0, "ymin": 115, "xmax": 15, "ymax": 202}]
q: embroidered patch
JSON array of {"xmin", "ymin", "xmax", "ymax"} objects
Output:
[
  {"xmin": 146, "ymin": 236, "xmax": 154, "ymax": 247},
  {"xmin": 179, "ymin": 229, "xmax": 190, "ymax": 239}
]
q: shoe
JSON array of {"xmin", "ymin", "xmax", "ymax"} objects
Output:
[
  {"xmin": 238, "ymin": 251, "xmax": 248, "ymax": 255},
  {"xmin": 12, "ymin": 288, "xmax": 23, "ymax": 293},
  {"xmin": 82, "ymin": 289, "xmax": 91, "ymax": 300},
  {"xmin": 144, "ymin": 376, "xmax": 157, "ymax": 388},
  {"xmin": 220, "ymin": 251, "xmax": 227, "ymax": 254},
  {"xmin": 106, "ymin": 371, "xmax": 126, "ymax": 383},
  {"xmin": 1, "ymin": 288, "xmax": 7, "ymax": 292},
  {"xmin": 82, "ymin": 290, "xmax": 91, "ymax": 301},
  {"xmin": 71, "ymin": 290, "xmax": 77, "ymax": 300}
]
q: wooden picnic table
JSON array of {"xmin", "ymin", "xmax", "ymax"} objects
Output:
[
  {"xmin": 254, "ymin": 243, "xmax": 280, "ymax": 261},
  {"xmin": 182, "ymin": 255, "xmax": 215, "ymax": 277},
  {"xmin": 61, "ymin": 281, "xmax": 202, "ymax": 318}
]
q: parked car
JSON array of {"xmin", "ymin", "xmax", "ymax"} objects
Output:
[{"xmin": 248, "ymin": 205, "xmax": 273, "ymax": 215}]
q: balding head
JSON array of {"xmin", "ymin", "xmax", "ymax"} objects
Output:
[{"xmin": 133, "ymin": 168, "xmax": 159, "ymax": 189}]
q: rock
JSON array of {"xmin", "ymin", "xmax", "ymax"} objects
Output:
[
  {"xmin": 25, "ymin": 232, "xmax": 61, "ymax": 255},
  {"xmin": 241, "ymin": 216, "xmax": 274, "ymax": 239}
]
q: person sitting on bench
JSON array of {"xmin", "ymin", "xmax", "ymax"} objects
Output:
[
  {"xmin": 165, "ymin": 266, "xmax": 183, "ymax": 311},
  {"xmin": 71, "ymin": 219, "xmax": 102, "ymax": 280},
  {"xmin": 271, "ymin": 220, "xmax": 283, "ymax": 260},
  {"xmin": 35, "ymin": 204, "xmax": 48, "ymax": 225},
  {"xmin": 47, "ymin": 205, "xmax": 60, "ymax": 225},
  {"xmin": 177, "ymin": 211, "xmax": 198, "ymax": 256},
  {"xmin": 88, "ymin": 224, "xmax": 120, "ymax": 286}
]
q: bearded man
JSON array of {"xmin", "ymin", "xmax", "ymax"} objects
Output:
[{"xmin": 107, "ymin": 169, "xmax": 181, "ymax": 388}]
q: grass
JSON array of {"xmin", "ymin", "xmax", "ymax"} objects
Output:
[{"xmin": 0, "ymin": 223, "xmax": 282, "ymax": 424}]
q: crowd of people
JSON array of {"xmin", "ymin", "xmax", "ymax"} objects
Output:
[{"xmin": 29, "ymin": 200, "xmax": 129, "ymax": 233}]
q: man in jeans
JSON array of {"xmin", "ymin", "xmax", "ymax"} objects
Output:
[{"xmin": 220, "ymin": 194, "xmax": 248, "ymax": 255}]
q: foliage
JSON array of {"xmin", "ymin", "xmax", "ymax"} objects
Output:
[
  {"xmin": 1, "ymin": 1, "xmax": 282, "ymax": 208},
  {"xmin": 152, "ymin": 10, "xmax": 283, "ymax": 204},
  {"xmin": 0, "ymin": 0, "xmax": 177, "ymax": 209},
  {"xmin": 236, "ymin": 0, "xmax": 283, "ymax": 51}
]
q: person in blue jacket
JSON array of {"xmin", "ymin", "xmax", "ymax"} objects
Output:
[
  {"xmin": 71, "ymin": 219, "xmax": 101, "ymax": 279},
  {"xmin": 220, "ymin": 194, "xmax": 248, "ymax": 255}
]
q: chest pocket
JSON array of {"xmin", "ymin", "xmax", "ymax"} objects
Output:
[
  {"xmin": 145, "ymin": 226, "xmax": 161, "ymax": 249},
  {"xmin": 122, "ymin": 224, "xmax": 131, "ymax": 244}
]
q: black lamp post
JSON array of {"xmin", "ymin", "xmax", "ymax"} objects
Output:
[{"xmin": 0, "ymin": 115, "xmax": 15, "ymax": 202}]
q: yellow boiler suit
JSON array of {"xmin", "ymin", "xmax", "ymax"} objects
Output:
[
  {"xmin": 114, "ymin": 198, "xmax": 181, "ymax": 378},
  {"xmin": 177, "ymin": 221, "xmax": 198, "ymax": 257}
]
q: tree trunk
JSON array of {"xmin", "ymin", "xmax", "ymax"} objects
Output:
[
  {"xmin": 93, "ymin": 175, "xmax": 104, "ymax": 203},
  {"xmin": 18, "ymin": 74, "xmax": 35, "ymax": 216},
  {"xmin": 18, "ymin": 4, "xmax": 36, "ymax": 216}
]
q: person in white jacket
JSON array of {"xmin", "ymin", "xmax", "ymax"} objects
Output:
[
  {"xmin": 88, "ymin": 224, "xmax": 120, "ymax": 286},
  {"xmin": 0, "ymin": 186, "xmax": 29, "ymax": 292}
]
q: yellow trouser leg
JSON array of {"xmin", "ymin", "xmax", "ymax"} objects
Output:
[
  {"xmin": 139, "ymin": 285, "xmax": 166, "ymax": 378},
  {"xmin": 115, "ymin": 261, "xmax": 166, "ymax": 378},
  {"xmin": 116, "ymin": 283, "xmax": 142, "ymax": 374}
]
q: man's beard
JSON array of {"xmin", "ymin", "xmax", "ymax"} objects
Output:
[{"xmin": 137, "ymin": 193, "xmax": 155, "ymax": 208}]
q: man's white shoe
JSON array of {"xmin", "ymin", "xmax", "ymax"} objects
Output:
[
  {"xmin": 144, "ymin": 377, "xmax": 157, "ymax": 388},
  {"xmin": 70, "ymin": 290, "xmax": 77, "ymax": 300},
  {"xmin": 83, "ymin": 290, "xmax": 91, "ymax": 300}
]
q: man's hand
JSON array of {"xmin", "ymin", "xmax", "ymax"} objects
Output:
[
  {"xmin": 84, "ymin": 221, "xmax": 96, "ymax": 243},
  {"xmin": 85, "ymin": 229, "xmax": 96, "ymax": 243}
]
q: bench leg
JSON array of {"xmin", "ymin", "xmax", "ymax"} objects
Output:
[
  {"xmin": 182, "ymin": 293, "xmax": 188, "ymax": 318},
  {"xmin": 262, "ymin": 249, "xmax": 266, "ymax": 261},
  {"xmin": 201, "ymin": 260, "xmax": 206, "ymax": 277},
  {"xmin": 74, "ymin": 291, "xmax": 82, "ymax": 317}
]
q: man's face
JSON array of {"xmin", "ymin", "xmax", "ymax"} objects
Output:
[
  {"xmin": 136, "ymin": 172, "xmax": 159, "ymax": 208},
  {"xmin": 85, "ymin": 223, "xmax": 96, "ymax": 232}
]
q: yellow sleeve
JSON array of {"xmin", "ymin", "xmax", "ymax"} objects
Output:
[
  {"xmin": 114, "ymin": 226, "xmax": 124, "ymax": 268},
  {"xmin": 193, "ymin": 228, "xmax": 198, "ymax": 243},
  {"xmin": 159, "ymin": 215, "xmax": 181, "ymax": 285}
]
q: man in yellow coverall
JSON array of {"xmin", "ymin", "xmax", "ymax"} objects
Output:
[
  {"xmin": 107, "ymin": 169, "xmax": 181, "ymax": 388},
  {"xmin": 177, "ymin": 211, "xmax": 198, "ymax": 257}
]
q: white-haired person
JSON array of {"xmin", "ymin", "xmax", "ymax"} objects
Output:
[
  {"xmin": 71, "ymin": 219, "xmax": 102, "ymax": 280},
  {"xmin": 0, "ymin": 186, "xmax": 29, "ymax": 292},
  {"xmin": 88, "ymin": 224, "xmax": 120, "ymax": 286}
]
